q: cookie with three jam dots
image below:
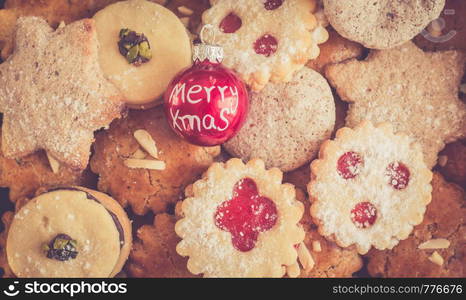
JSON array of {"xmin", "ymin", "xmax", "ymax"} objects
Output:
[
  {"xmin": 127, "ymin": 213, "xmax": 196, "ymax": 278},
  {"xmin": 175, "ymin": 158, "xmax": 305, "ymax": 277},
  {"xmin": 5, "ymin": 187, "xmax": 132, "ymax": 277},
  {"xmin": 224, "ymin": 68, "xmax": 335, "ymax": 172},
  {"xmin": 202, "ymin": 0, "xmax": 329, "ymax": 91},
  {"xmin": 308, "ymin": 121, "xmax": 433, "ymax": 255},
  {"xmin": 93, "ymin": 0, "xmax": 192, "ymax": 108},
  {"xmin": 323, "ymin": 0, "xmax": 445, "ymax": 49},
  {"xmin": 325, "ymin": 41, "xmax": 466, "ymax": 169},
  {"xmin": 367, "ymin": 173, "xmax": 465, "ymax": 277},
  {"xmin": 90, "ymin": 106, "xmax": 221, "ymax": 216}
]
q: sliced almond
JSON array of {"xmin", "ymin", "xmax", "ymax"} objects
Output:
[
  {"xmin": 418, "ymin": 238, "xmax": 450, "ymax": 250},
  {"xmin": 131, "ymin": 148, "xmax": 146, "ymax": 159},
  {"xmin": 437, "ymin": 155, "xmax": 448, "ymax": 167},
  {"xmin": 297, "ymin": 242, "xmax": 315, "ymax": 272},
  {"xmin": 428, "ymin": 251, "xmax": 444, "ymax": 266},
  {"xmin": 46, "ymin": 152, "xmax": 60, "ymax": 174},
  {"xmin": 286, "ymin": 261, "xmax": 300, "ymax": 278},
  {"xmin": 133, "ymin": 129, "xmax": 159, "ymax": 159},
  {"xmin": 312, "ymin": 241, "xmax": 322, "ymax": 252},
  {"xmin": 178, "ymin": 6, "xmax": 194, "ymax": 15},
  {"xmin": 124, "ymin": 158, "xmax": 166, "ymax": 170}
]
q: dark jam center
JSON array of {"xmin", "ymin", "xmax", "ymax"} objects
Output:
[
  {"xmin": 351, "ymin": 202, "xmax": 377, "ymax": 229},
  {"xmin": 219, "ymin": 12, "xmax": 242, "ymax": 33},
  {"xmin": 118, "ymin": 28, "xmax": 152, "ymax": 66},
  {"xmin": 386, "ymin": 162, "xmax": 410, "ymax": 190},
  {"xmin": 264, "ymin": 0, "xmax": 284, "ymax": 10},
  {"xmin": 253, "ymin": 34, "xmax": 278, "ymax": 57},
  {"xmin": 43, "ymin": 233, "xmax": 78, "ymax": 261},
  {"xmin": 337, "ymin": 151, "xmax": 363, "ymax": 179},
  {"xmin": 214, "ymin": 178, "xmax": 278, "ymax": 252}
]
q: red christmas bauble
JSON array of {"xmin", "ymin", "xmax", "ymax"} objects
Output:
[{"xmin": 164, "ymin": 48, "xmax": 248, "ymax": 146}]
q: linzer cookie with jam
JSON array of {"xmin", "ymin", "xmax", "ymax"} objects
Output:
[
  {"xmin": 5, "ymin": 187, "xmax": 132, "ymax": 277},
  {"xmin": 202, "ymin": 0, "xmax": 328, "ymax": 91},
  {"xmin": 93, "ymin": 0, "xmax": 192, "ymax": 107},
  {"xmin": 175, "ymin": 158, "xmax": 305, "ymax": 277},
  {"xmin": 308, "ymin": 121, "xmax": 433, "ymax": 254}
]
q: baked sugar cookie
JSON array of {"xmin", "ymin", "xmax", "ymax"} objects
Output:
[
  {"xmin": 308, "ymin": 122, "xmax": 433, "ymax": 254},
  {"xmin": 324, "ymin": 0, "xmax": 445, "ymax": 49},
  {"xmin": 176, "ymin": 158, "xmax": 305, "ymax": 277},
  {"xmin": 6, "ymin": 187, "xmax": 132, "ymax": 277},
  {"xmin": 93, "ymin": 0, "xmax": 192, "ymax": 107},
  {"xmin": 202, "ymin": 0, "xmax": 328, "ymax": 91},
  {"xmin": 224, "ymin": 68, "xmax": 335, "ymax": 172}
]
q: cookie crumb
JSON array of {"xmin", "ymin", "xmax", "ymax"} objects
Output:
[
  {"xmin": 286, "ymin": 261, "xmax": 300, "ymax": 278},
  {"xmin": 428, "ymin": 251, "xmax": 444, "ymax": 266},
  {"xmin": 418, "ymin": 238, "xmax": 450, "ymax": 250},
  {"xmin": 437, "ymin": 155, "xmax": 448, "ymax": 167},
  {"xmin": 131, "ymin": 148, "xmax": 146, "ymax": 159},
  {"xmin": 312, "ymin": 240, "xmax": 322, "ymax": 252}
]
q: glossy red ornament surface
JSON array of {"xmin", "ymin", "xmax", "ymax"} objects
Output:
[{"xmin": 164, "ymin": 60, "xmax": 249, "ymax": 146}]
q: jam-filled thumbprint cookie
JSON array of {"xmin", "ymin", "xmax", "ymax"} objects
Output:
[{"xmin": 6, "ymin": 187, "xmax": 132, "ymax": 277}]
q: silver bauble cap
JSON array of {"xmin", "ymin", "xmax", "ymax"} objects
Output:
[{"xmin": 193, "ymin": 24, "xmax": 224, "ymax": 63}]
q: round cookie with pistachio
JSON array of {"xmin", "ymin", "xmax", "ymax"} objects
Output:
[
  {"xmin": 6, "ymin": 187, "xmax": 132, "ymax": 277},
  {"xmin": 93, "ymin": 0, "xmax": 192, "ymax": 107}
]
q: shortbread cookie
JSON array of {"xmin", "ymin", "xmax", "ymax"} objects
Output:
[
  {"xmin": 202, "ymin": 0, "xmax": 328, "ymax": 91},
  {"xmin": 367, "ymin": 173, "xmax": 465, "ymax": 277},
  {"xmin": 326, "ymin": 42, "xmax": 466, "ymax": 168},
  {"xmin": 306, "ymin": 28, "xmax": 363, "ymax": 74},
  {"xmin": 309, "ymin": 121, "xmax": 433, "ymax": 254},
  {"xmin": 94, "ymin": 0, "xmax": 192, "ymax": 107},
  {"xmin": 6, "ymin": 187, "xmax": 132, "ymax": 277},
  {"xmin": 90, "ymin": 106, "xmax": 220, "ymax": 215},
  {"xmin": 0, "ymin": 17, "xmax": 124, "ymax": 169},
  {"xmin": 438, "ymin": 141, "xmax": 466, "ymax": 187},
  {"xmin": 127, "ymin": 213, "xmax": 196, "ymax": 278},
  {"xmin": 224, "ymin": 68, "xmax": 335, "ymax": 172},
  {"xmin": 323, "ymin": 0, "xmax": 445, "ymax": 49},
  {"xmin": 176, "ymin": 158, "xmax": 305, "ymax": 277}
]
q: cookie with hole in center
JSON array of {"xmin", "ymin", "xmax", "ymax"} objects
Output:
[
  {"xmin": 6, "ymin": 187, "xmax": 132, "ymax": 278},
  {"xmin": 308, "ymin": 121, "xmax": 433, "ymax": 254}
]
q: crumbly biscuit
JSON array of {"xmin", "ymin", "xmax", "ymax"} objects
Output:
[
  {"xmin": 0, "ymin": 17, "xmax": 124, "ymax": 169},
  {"xmin": 90, "ymin": 106, "xmax": 220, "ymax": 215},
  {"xmin": 324, "ymin": 0, "xmax": 445, "ymax": 49},
  {"xmin": 224, "ymin": 68, "xmax": 335, "ymax": 172},
  {"xmin": 367, "ymin": 173, "xmax": 465, "ymax": 277},
  {"xmin": 202, "ymin": 0, "xmax": 328, "ymax": 91},
  {"xmin": 309, "ymin": 121, "xmax": 433, "ymax": 254},
  {"xmin": 325, "ymin": 42, "xmax": 466, "ymax": 168}
]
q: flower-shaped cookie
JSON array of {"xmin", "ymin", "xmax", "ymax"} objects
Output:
[
  {"xmin": 175, "ymin": 158, "xmax": 305, "ymax": 277},
  {"xmin": 202, "ymin": 0, "xmax": 328, "ymax": 91},
  {"xmin": 308, "ymin": 122, "xmax": 433, "ymax": 254}
]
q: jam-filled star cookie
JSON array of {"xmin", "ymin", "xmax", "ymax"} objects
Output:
[
  {"xmin": 175, "ymin": 158, "xmax": 305, "ymax": 277},
  {"xmin": 93, "ymin": 0, "xmax": 192, "ymax": 107},
  {"xmin": 0, "ymin": 17, "xmax": 124, "ymax": 169},
  {"xmin": 324, "ymin": 0, "xmax": 445, "ymax": 49},
  {"xmin": 91, "ymin": 106, "xmax": 220, "ymax": 215},
  {"xmin": 308, "ymin": 121, "xmax": 433, "ymax": 254},
  {"xmin": 202, "ymin": 0, "xmax": 328, "ymax": 91},
  {"xmin": 367, "ymin": 173, "xmax": 465, "ymax": 277},
  {"xmin": 224, "ymin": 68, "xmax": 335, "ymax": 172},
  {"xmin": 5, "ymin": 187, "xmax": 132, "ymax": 277},
  {"xmin": 326, "ymin": 41, "xmax": 466, "ymax": 168}
]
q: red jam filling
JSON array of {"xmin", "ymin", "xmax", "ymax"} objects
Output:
[
  {"xmin": 253, "ymin": 34, "xmax": 278, "ymax": 57},
  {"xmin": 350, "ymin": 202, "xmax": 377, "ymax": 229},
  {"xmin": 264, "ymin": 0, "xmax": 284, "ymax": 10},
  {"xmin": 214, "ymin": 178, "xmax": 278, "ymax": 252},
  {"xmin": 386, "ymin": 162, "xmax": 410, "ymax": 190},
  {"xmin": 337, "ymin": 151, "xmax": 363, "ymax": 179},
  {"xmin": 219, "ymin": 13, "xmax": 242, "ymax": 33}
]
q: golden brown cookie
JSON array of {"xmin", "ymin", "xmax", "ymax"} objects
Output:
[
  {"xmin": 367, "ymin": 173, "xmax": 465, "ymax": 277},
  {"xmin": 127, "ymin": 213, "xmax": 195, "ymax": 278},
  {"xmin": 0, "ymin": 17, "xmax": 124, "ymax": 169},
  {"xmin": 326, "ymin": 41, "xmax": 466, "ymax": 168},
  {"xmin": 91, "ymin": 106, "xmax": 220, "ymax": 215}
]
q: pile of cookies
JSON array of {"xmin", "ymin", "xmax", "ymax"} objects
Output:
[{"xmin": 0, "ymin": 0, "xmax": 464, "ymax": 278}]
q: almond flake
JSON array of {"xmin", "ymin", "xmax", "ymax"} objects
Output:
[
  {"xmin": 312, "ymin": 240, "xmax": 322, "ymax": 252},
  {"xmin": 133, "ymin": 129, "xmax": 159, "ymax": 159},
  {"xmin": 131, "ymin": 148, "xmax": 146, "ymax": 159},
  {"xmin": 46, "ymin": 152, "xmax": 60, "ymax": 174},
  {"xmin": 428, "ymin": 251, "xmax": 444, "ymax": 266},
  {"xmin": 286, "ymin": 261, "xmax": 300, "ymax": 278},
  {"xmin": 297, "ymin": 242, "xmax": 315, "ymax": 271},
  {"xmin": 418, "ymin": 238, "xmax": 450, "ymax": 250},
  {"xmin": 124, "ymin": 158, "xmax": 166, "ymax": 170},
  {"xmin": 178, "ymin": 6, "xmax": 194, "ymax": 15}
]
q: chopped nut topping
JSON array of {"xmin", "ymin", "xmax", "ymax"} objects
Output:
[
  {"xmin": 133, "ymin": 129, "xmax": 159, "ymax": 159},
  {"xmin": 312, "ymin": 240, "xmax": 322, "ymax": 252},
  {"xmin": 178, "ymin": 6, "xmax": 194, "ymax": 15},
  {"xmin": 46, "ymin": 152, "xmax": 60, "ymax": 174},
  {"xmin": 118, "ymin": 28, "xmax": 152, "ymax": 66},
  {"xmin": 428, "ymin": 251, "xmax": 444, "ymax": 266},
  {"xmin": 124, "ymin": 158, "xmax": 166, "ymax": 170},
  {"xmin": 297, "ymin": 242, "xmax": 315, "ymax": 271},
  {"xmin": 418, "ymin": 238, "xmax": 450, "ymax": 250}
]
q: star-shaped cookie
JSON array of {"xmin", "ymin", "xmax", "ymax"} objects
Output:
[
  {"xmin": 0, "ymin": 17, "xmax": 123, "ymax": 169},
  {"xmin": 326, "ymin": 41, "xmax": 466, "ymax": 168}
]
